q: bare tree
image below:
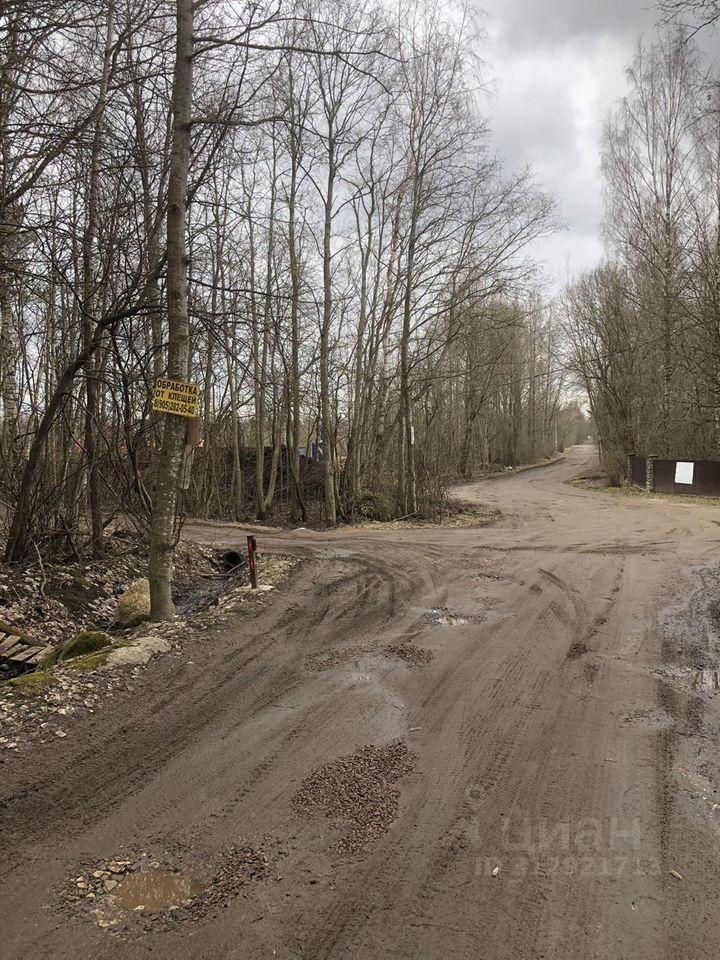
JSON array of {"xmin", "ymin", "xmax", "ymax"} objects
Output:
[{"xmin": 147, "ymin": 0, "xmax": 193, "ymax": 620}]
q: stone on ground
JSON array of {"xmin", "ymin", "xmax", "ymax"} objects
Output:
[{"xmin": 104, "ymin": 635, "xmax": 171, "ymax": 668}]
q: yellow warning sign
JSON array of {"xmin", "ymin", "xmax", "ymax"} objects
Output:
[{"xmin": 152, "ymin": 377, "xmax": 201, "ymax": 418}]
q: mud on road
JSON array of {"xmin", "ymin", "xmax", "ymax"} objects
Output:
[{"xmin": 3, "ymin": 445, "xmax": 720, "ymax": 959}]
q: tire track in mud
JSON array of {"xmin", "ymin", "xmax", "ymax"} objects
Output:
[
  {"xmin": 653, "ymin": 565, "xmax": 720, "ymax": 914},
  {"xmin": 6, "ymin": 446, "xmax": 720, "ymax": 960},
  {"xmin": 302, "ymin": 551, "xmax": 641, "ymax": 959},
  {"xmin": 0, "ymin": 556, "xmax": 410, "ymax": 856},
  {"xmin": 291, "ymin": 457, "xmax": 720, "ymax": 960},
  {"xmin": 297, "ymin": 555, "xmax": 600, "ymax": 959}
]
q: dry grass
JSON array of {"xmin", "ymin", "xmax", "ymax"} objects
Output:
[
  {"xmin": 568, "ymin": 472, "xmax": 720, "ymax": 508},
  {"xmin": 473, "ymin": 451, "xmax": 566, "ymax": 482}
]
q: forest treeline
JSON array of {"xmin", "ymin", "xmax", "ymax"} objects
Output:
[
  {"xmin": 566, "ymin": 19, "xmax": 720, "ymax": 481},
  {"xmin": 0, "ymin": 0, "xmax": 590, "ymax": 606}
]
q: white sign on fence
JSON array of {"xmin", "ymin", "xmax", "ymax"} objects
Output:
[{"xmin": 675, "ymin": 461, "xmax": 695, "ymax": 485}]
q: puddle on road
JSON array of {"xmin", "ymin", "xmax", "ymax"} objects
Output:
[
  {"xmin": 347, "ymin": 671, "xmax": 374, "ymax": 684},
  {"xmin": 423, "ymin": 608, "xmax": 469, "ymax": 626},
  {"xmin": 113, "ymin": 869, "xmax": 204, "ymax": 913}
]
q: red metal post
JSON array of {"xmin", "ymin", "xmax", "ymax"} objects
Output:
[{"xmin": 247, "ymin": 535, "xmax": 258, "ymax": 589}]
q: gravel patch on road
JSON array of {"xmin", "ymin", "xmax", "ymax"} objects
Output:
[
  {"xmin": 293, "ymin": 740, "xmax": 416, "ymax": 853},
  {"xmin": 309, "ymin": 644, "xmax": 374, "ymax": 670},
  {"xmin": 382, "ymin": 644, "xmax": 433, "ymax": 667},
  {"xmin": 187, "ymin": 845, "xmax": 268, "ymax": 917},
  {"xmin": 309, "ymin": 643, "xmax": 432, "ymax": 671}
]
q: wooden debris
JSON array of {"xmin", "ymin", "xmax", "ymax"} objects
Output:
[
  {"xmin": 0, "ymin": 628, "xmax": 48, "ymax": 673},
  {"xmin": 0, "ymin": 634, "xmax": 21, "ymax": 655}
]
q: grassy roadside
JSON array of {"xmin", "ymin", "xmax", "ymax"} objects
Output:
[
  {"xmin": 568, "ymin": 471, "xmax": 720, "ymax": 508},
  {"xmin": 468, "ymin": 450, "xmax": 567, "ymax": 483},
  {"xmin": 349, "ymin": 499, "xmax": 501, "ymax": 531}
]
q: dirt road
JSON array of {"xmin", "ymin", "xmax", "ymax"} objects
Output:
[{"xmin": 3, "ymin": 444, "xmax": 720, "ymax": 959}]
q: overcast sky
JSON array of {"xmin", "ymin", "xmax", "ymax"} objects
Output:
[{"xmin": 476, "ymin": 0, "xmax": 659, "ymax": 290}]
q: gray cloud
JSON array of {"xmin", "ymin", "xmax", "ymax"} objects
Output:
[
  {"xmin": 481, "ymin": 0, "xmax": 654, "ymax": 50},
  {"xmin": 475, "ymin": 0, "xmax": 659, "ymax": 288}
]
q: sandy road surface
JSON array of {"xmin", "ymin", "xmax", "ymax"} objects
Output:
[{"xmin": 3, "ymin": 444, "xmax": 720, "ymax": 959}]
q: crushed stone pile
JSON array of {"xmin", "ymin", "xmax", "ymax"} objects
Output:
[{"xmin": 293, "ymin": 740, "xmax": 416, "ymax": 853}]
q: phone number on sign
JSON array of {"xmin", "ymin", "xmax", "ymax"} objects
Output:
[{"xmin": 153, "ymin": 399, "xmax": 198, "ymax": 416}]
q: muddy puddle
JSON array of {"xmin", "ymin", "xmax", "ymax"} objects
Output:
[
  {"xmin": 422, "ymin": 602, "xmax": 490, "ymax": 628},
  {"xmin": 423, "ymin": 608, "xmax": 468, "ymax": 626},
  {"xmin": 113, "ymin": 869, "xmax": 203, "ymax": 913},
  {"xmin": 67, "ymin": 846, "xmax": 269, "ymax": 930}
]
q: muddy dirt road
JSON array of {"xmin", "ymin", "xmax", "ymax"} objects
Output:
[{"xmin": 3, "ymin": 445, "xmax": 720, "ymax": 959}]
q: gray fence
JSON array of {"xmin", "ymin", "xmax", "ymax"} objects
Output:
[{"xmin": 629, "ymin": 454, "xmax": 720, "ymax": 497}]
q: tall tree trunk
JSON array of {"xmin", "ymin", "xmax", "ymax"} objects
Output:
[
  {"xmin": 0, "ymin": 269, "xmax": 17, "ymax": 458},
  {"xmin": 0, "ymin": 16, "xmax": 20, "ymax": 463},
  {"xmin": 287, "ymin": 100, "xmax": 304, "ymax": 522},
  {"xmin": 399, "ymin": 186, "xmax": 419, "ymax": 516},
  {"xmin": 263, "ymin": 390, "xmax": 283, "ymax": 513},
  {"xmin": 148, "ymin": 0, "xmax": 193, "ymax": 620},
  {"xmin": 247, "ymin": 185, "xmax": 266, "ymax": 519},
  {"xmin": 227, "ymin": 323, "xmax": 243, "ymax": 520},
  {"xmin": 82, "ymin": 0, "xmax": 115, "ymax": 559},
  {"xmin": 346, "ymin": 206, "xmax": 372, "ymax": 503},
  {"xmin": 256, "ymin": 143, "xmax": 276, "ymax": 516},
  {"xmin": 320, "ymin": 142, "xmax": 336, "ymax": 524}
]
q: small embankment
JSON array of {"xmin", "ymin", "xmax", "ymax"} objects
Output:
[{"xmin": 0, "ymin": 541, "xmax": 298, "ymax": 755}]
